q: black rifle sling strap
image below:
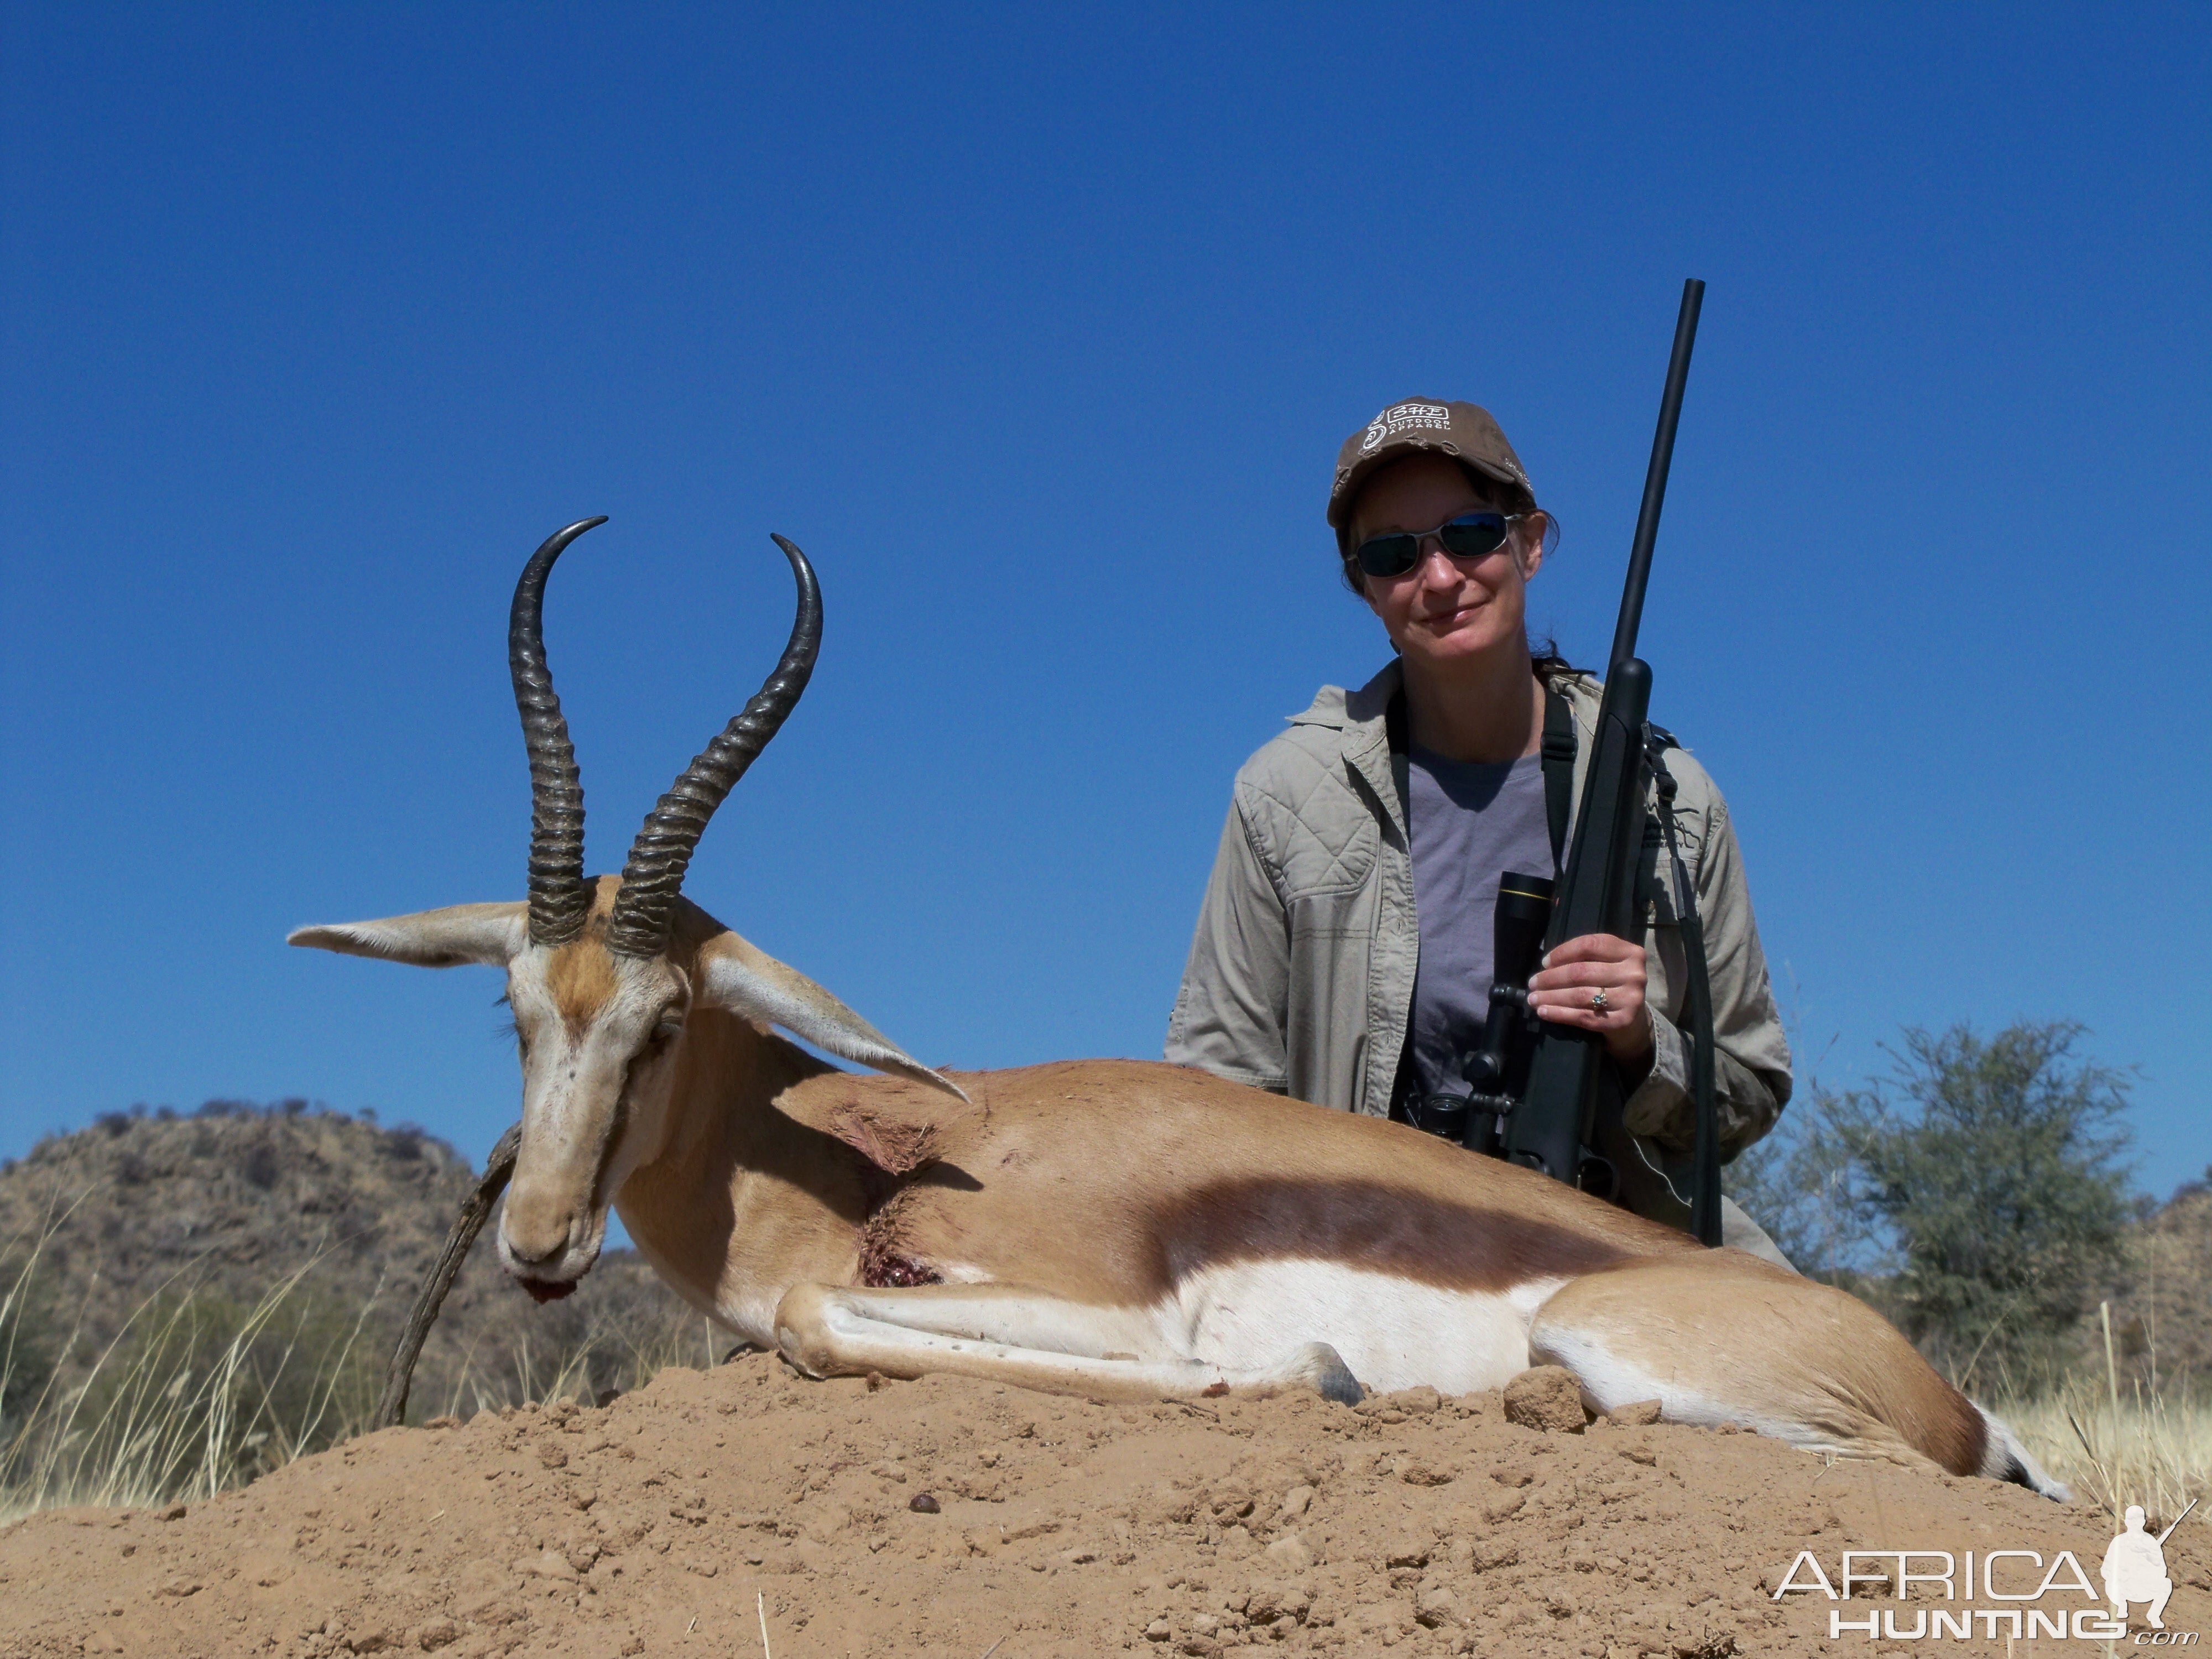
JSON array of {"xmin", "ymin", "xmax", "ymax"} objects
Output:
[
  {"xmin": 1383, "ymin": 689, "xmax": 1417, "ymax": 1121},
  {"xmin": 1540, "ymin": 684, "xmax": 1575, "ymax": 874},
  {"xmin": 1642, "ymin": 726, "xmax": 1723, "ymax": 1247}
]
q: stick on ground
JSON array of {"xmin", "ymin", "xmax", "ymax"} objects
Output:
[{"xmin": 371, "ymin": 1121, "xmax": 522, "ymax": 1430}]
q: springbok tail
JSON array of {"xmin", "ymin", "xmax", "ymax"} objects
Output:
[{"xmin": 1974, "ymin": 1404, "xmax": 2070, "ymax": 1500}]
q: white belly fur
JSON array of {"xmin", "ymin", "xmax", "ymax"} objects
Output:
[{"xmin": 1163, "ymin": 1260, "xmax": 1562, "ymax": 1396}]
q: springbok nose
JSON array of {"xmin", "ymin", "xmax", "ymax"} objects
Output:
[
  {"xmin": 502, "ymin": 1193, "xmax": 571, "ymax": 1265},
  {"xmin": 505, "ymin": 1235, "xmax": 559, "ymax": 1267}
]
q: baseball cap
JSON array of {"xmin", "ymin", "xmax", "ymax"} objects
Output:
[{"xmin": 1327, "ymin": 399, "xmax": 1535, "ymax": 554}]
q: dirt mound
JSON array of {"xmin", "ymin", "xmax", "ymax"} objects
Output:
[{"xmin": 3, "ymin": 1354, "xmax": 2201, "ymax": 1658}]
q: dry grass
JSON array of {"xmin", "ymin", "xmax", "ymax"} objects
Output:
[
  {"xmin": 0, "ymin": 1210, "xmax": 716, "ymax": 1525},
  {"xmin": 1997, "ymin": 1299, "xmax": 2210, "ymax": 1529},
  {"xmin": 0, "ymin": 1263, "xmax": 369, "ymax": 1522},
  {"xmin": 2002, "ymin": 1386, "xmax": 2210, "ymax": 1525},
  {"xmin": 413, "ymin": 1294, "xmax": 719, "ymax": 1426}
]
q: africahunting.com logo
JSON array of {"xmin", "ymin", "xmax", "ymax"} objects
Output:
[{"xmin": 1773, "ymin": 1500, "xmax": 2199, "ymax": 1644}]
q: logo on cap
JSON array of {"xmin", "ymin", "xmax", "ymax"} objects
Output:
[{"xmin": 1361, "ymin": 402, "xmax": 1451, "ymax": 453}]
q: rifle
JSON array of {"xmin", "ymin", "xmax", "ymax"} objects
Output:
[
  {"xmin": 2156, "ymin": 1498, "xmax": 2198, "ymax": 1548},
  {"xmin": 1452, "ymin": 279, "xmax": 1722, "ymax": 1246}
]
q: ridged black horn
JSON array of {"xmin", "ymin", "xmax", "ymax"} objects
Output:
[
  {"xmin": 604, "ymin": 534, "xmax": 821, "ymax": 959},
  {"xmin": 511, "ymin": 517, "xmax": 607, "ymax": 947}
]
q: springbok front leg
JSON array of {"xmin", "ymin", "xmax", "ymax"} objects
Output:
[
  {"xmin": 773, "ymin": 1282, "xmax": 1363, "ymax": 1405},
  {"xmin": 1525, "ymin": 1254, "xmax": 2069, "ymax": 1497}
]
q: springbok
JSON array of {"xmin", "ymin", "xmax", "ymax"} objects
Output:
[{"xmin": 293, "ymin": 519, "xmax": 2063, "ymax": 1497}]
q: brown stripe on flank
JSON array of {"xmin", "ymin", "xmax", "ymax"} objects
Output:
[{"xmin": 1152, "ymin": 1178, "xmax": 1639, "ymax": 1295}]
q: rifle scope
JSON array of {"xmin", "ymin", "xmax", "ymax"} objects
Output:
[{"xmin": 1458, "ymin": 870, "xmax": 1555, "ymax": 1157}]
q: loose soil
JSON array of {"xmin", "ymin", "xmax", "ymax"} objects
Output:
[{"xmin": 2, "ymin": 1354, "xmax": 2203, "ymax": 1658}]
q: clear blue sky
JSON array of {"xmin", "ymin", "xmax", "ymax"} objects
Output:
[{"xmin": 3, "ymin": 6, "xmax": 2206, "ymax": 1204}]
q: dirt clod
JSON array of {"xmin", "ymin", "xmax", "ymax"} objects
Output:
[
  {"xmin": 1502, "ymin": 1364, "xmax": 1587, "ymax": 1433},
  {"xmin": 1414, "ymin": 1582, "xmax": 1461, "ymax": 1626}
]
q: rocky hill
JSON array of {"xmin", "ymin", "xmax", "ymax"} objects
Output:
[
  {"xmin": 0, "ymin": 1102, "xmax": 700, "ymax": 1438},
  {"xmin": 2101, "ymin": 1167, "xmax": 2212, "ymax": 1386}
]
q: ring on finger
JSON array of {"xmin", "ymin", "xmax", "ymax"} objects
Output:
[{"xmin": 1590, "ymin": 987, "xmax": 1609, "ymax": 1013}]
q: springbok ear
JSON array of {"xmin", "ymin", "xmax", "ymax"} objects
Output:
[
  {"xmin": 696, "ymin": 931, "xmax": 968, "ymax": 1102},
  {"xmin": 288, "ymin": 902, "xmax": 529, "ymax": 968}
]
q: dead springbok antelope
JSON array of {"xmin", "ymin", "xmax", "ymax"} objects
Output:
[{"xmin": 294, "ymin": 519, "xmax": 2063, "ymax": 1497}]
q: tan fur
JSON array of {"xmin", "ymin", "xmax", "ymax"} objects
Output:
[
  {"xmin": 546, "ymin": 933, "xmax": 619, "ymax": 1031},
  {"xmin": 1527, "ymin": 1254, "xmax": 1987, "ymax": 1475},
  {"xmin": 827, "ymin": 1105, "xmax": 942, "ymax": 1178}
]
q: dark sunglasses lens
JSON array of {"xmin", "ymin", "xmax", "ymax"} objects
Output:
[
  {"xmin": 1438, "ymin": 514, "xmax": 1509, "ymax": 558},
  {"xmin": 1355, "ymin": 534, "xmax": 1421, "ymax": 577}
]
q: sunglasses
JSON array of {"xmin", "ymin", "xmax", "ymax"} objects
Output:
[{"xmin": 1354, "ymin": 511, "xmax": 1526, "ymax": 580}]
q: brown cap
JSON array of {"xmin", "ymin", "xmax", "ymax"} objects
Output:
[{"xmin": 1326, "ymin": 398, "xmax": 1535, "ymax": 552}]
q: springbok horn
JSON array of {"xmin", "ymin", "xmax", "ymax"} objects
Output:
[
  {"xmin": 511, "ymin": 518, "xmax": 607, "ymax": 947},
  {"xmin": 604, "ymin": 535, "xmax": 820, "ymax": 959}
]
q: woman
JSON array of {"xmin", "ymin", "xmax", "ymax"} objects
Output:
[{"xmin": 1166, "ymin": 398, "xmax": 1792, "ymax": 1254}]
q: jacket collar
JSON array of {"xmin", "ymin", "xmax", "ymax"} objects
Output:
[
  {"xmin": 1285, "ymin": 660, "xmax": 1407, "ymax": 840},
  {"xmin": 1287, "ymin": 657, "xmax": 1602, "ymax": 734},
  {"xmin": 1285, "ymin": 658, "xmax": 1400, "ymax": 733}
]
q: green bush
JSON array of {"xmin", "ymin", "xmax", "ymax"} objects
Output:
[{"xmin": 1731, "ymin": 1020, "xmax": 2136, "ymax": 1391}]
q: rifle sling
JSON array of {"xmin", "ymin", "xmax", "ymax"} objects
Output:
[
  {"xmin": 1644, "ymin": 728, "xmax": 1724, "ymax": 1247},
  {"xmin": 1504, "ymin": 688, "xmax": 1726, "ymax": 1247},
  {"xmin": 1540, "ymin": 684, "xmax": 1575, "ymax": 873}
]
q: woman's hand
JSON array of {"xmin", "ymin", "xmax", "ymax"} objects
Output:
[{"xmin": 1527, "ymin": 933, "xmax": 1653, "ymax": 1068}]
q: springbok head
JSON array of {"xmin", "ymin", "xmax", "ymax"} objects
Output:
[{"xmin": 291, "ymin": 519, "xmax": 955, "ymax": 1299}]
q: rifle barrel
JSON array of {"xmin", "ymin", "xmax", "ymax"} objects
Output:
[
  {"xmin": 1609, "ymin": 278, "xmax": 1705, "ymax": 670},
  {"xmin": 2157, "ymin": 1496, "xmax": 2199, "ymax": 1546}
]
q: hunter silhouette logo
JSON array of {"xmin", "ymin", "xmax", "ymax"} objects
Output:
[
  {"xmin": 2106, "ymin": 1500, "xmax": 2195, "ymax": 1631},
  {"xmin": 1771, "ymin": 1503, "xmax": 2201, "ymax": 1644}
]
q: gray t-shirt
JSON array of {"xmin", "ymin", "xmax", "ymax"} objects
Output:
[{"xmin": 1406, "ymin": 746, "xmax": 1554, "ymax": 1098}]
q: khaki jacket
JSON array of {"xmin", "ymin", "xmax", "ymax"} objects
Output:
[{"xmin": 1166, "ymin": 659, "xmax": 1792, "ymax": 1167}]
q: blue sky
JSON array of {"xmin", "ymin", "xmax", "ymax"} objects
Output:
[{"xmin": 3, "ymin": 6, "xmax": 2206, "ymax": 1204}]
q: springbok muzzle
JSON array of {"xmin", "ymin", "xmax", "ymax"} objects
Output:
[{"xmin": 497, "ymin": 1184, "xmax": 604, "ymax": 1302}]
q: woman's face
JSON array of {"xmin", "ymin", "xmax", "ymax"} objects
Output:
[{"xmin": 1350, "ymin": 453, "xmax": 1546, "ymax": 669}]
